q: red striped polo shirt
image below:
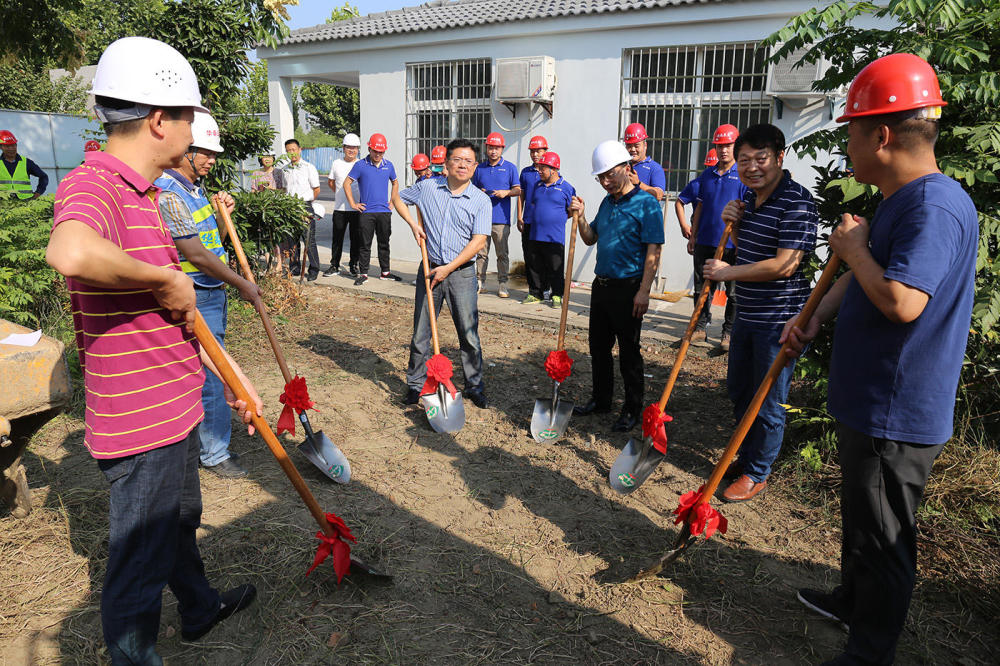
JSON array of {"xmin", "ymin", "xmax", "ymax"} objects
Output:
[{"xmin": 52, "ymin": 151, "xmax": 205, "ymax": 459}]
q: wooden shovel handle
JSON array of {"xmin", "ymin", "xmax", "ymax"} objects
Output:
[
  {"xmin": 656, "ymin": 221, "xmax": 734, "ymax": 411},
  {"xmin": 556, "ymin": 212, "xmax": 579, "ymax": 351},
  {"xmin": 697, "ymin": 254, "xmax": 842, "ymax": 505},
  {"xmin": 192, "ymin": 310, "xmax": 335, "ymax": 539},
  {"xmin": 212, "ymin": 197, "xmax": 293, "ymax": 384},
  {"xmin": 416, "ymin": 210, "xmax": 441, "ymax": 355}
]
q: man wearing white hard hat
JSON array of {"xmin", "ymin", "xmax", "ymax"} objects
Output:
[
  {"xmin": 324, "ymin": 132, "xmax": 363, "ymax": 277},
  {"xmin": 569, "ymin": 141, "xmax": 664, "ymax": 432},
  {"xmin": 45, "ymin": 37, "xmax": 261, "ymax": 663},
  {"xmin": 157, "ymin": 110, "xmax": 263, "ymax": 478}
]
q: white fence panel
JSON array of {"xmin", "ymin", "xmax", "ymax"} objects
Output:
[{"xmin": 0, "ymin": 109, "xmax": 102, "ymax": 187}]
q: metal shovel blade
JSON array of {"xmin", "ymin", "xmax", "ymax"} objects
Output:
[
  {"xmin": 608, "ymin": 436, "xmax": 666, "ymax": 494},
  {"xmin": 531, "ymin": 383, "xmax": 573, "ymax": 443},
  {"xmin": 627, "ymin": 524, "xmax": 697, "ymax": 582},
  {"xmin": 298, "ymin": 432, "xmax": 351, "ymax": 484},
  {"xmin": 421, "ymin": 384, "xmax": 465, "ymax": 433},
  {"xmin": 349, "ymin": 554, "xmax": 393, "ymax": 581}
]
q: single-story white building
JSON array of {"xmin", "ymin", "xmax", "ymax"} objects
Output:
[{"xmin": 260, "ymin": 0, "xmax": 858, "ymax": 289}]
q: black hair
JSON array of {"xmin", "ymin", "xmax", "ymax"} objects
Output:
[
  {"xmin": 284, "ymin": 138, "xmax": 300, "ymax": 149},
  {"xmin": 446, "ymin": 138, "xmax": 479, "ymax": 161},
  {"xmin": 734, "ymin": 123, "xmax": 786, "ymax": 158},
  {"xmin": 857, "ymin": 108, "xmax": 939, "ymax": 150},
  {"xmin": 258, "ymin": 155, "xmax": 274, "ymax": 166},
  {"xmin": 96, "ymin": 95, "xmax": 185, "ymax": 137}
]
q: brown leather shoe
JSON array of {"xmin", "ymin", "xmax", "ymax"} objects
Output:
[{"xmin": 721, "ymin": 474, "xmax": 767, "ymax": 503}]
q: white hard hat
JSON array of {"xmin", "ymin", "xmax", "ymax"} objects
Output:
[
  {"xmin": 90, "ymin": 37, "xmax": 207, "ymax": 121},
  {"xmin": 190, "ymin": 111, "xmax": 223, "ymax": 153},
  {"xmin": 342, "ymin": 133, "xmax": 361, "ymax": 147},
  {"xmin": 591, "ymin": 140, "xmax": 633, "ymax": 176},
  {"xmin": 311, "ymin": 201, "xmax": 326, "ymax": 218}
]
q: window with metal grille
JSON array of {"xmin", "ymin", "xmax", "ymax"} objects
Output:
[
  {"xmin": 620, "ymin": 43, "xmax": 770, "ymax": 193},
  {"xmin": 406, "ymin": 59, "xmax": 492, "ymax": 182}
]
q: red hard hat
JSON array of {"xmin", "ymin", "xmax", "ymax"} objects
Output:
[
  {"xmin": 623, "ymin": 123, "xmax": 648, "ymax": 145},
  {"xmin": 713, "ymin": 124, "xmax": 739, "ymax": 145},
  {"xmin": 837, "ymin": 53, "xmax": 947, "ymax": 122},
  {"xmin": 84, "ymin": 140, "xmax": 101, "ymax": 152},
  {"xmin": 368, "ymin": 133, "xmax": 388, "ymax": 151},
  {"xmin": 411, "ymin": 153, "xmax": 430, "ymax": 171},
  {"xmin": 485, "ymin": 132, "xmax": 504, "ymax": 147},
  {"xmin": 704, "ymin": 149, "xmax": 719, "ymax": 166},
  {"xmin": 0, "ymin": 130, "xmax": 16, "ymax": 145},
  {"xmin": 431, "ymin": 145, "xmax": 447, "ymax": 164},
  {"xmin": 528, "ymin": 135, "xmax": 548, "ymax": 150},
  {"xmin": 538, "ymin": 151, "xmax": 560, "ymax": 170}
]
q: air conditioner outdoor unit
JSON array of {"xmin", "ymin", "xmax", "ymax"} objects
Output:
[
  {"xmin": 766, "ymin": 46, "xmax": 828, "ymax": 98},
  {"xmin": 495, "ymin": 56, "xmax": 557, "ymax": 104}
]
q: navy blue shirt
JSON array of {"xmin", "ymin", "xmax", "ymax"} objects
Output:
[
  {"xmin": 472, "ymin": 157, "xmax": 519, "ymax": 225},
  {"xmin": 590, "ymin": 186, "xmax": 665, "ymax": 279},
  {"xmin": 519, "ymin": 165, "xmax": 542, "ymax": 225},
  {"xmin": 2, "ymin": 156, "xmax": 49, "ymax": 194},
  {"xmin": 734, "ymin": 171, "xmax": 818, "ymax": 327},
  {"xmin": 399, "ymin": 178, "xmax": 492, "ymax": 265},
  {"xmin": 632, "ymin": 156, "xmax": 666, "ymax": 192},
  {"xmin": 347, "ymin": 155, "xmax": 397, "ymax": 213},
  {"xmin": 828, "ymin": 174, "xmax": 978, "ymax": 445},
  {"xmin": 530, "ymin": 176, "xmax": 575, "ymax": 244},
  {"xmin": 695, "ymin": 163, "xmax": 746, "ymax": 248},
  {"xmin": 677, "ymin": 177, "xmax": 700, "ymax": 205}
]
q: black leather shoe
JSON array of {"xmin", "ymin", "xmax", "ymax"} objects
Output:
[
  {"xmin": 573, "ymin": 399, "xmax": 612, "ymax": 416},
  {"xmin": 306, "ymin": 273, "xmax": 319, "ymax": 282},
  {"xmin": 464, "ymin": 390, "xmax": 488, "ymax": 409},
  {"xmin": 181, "ymin": 584, "xmax": 257, "ymax": 641},
  {"xmin": 404, "ymin": 388, "xmax": 420, "ymax": 405},
  {"xmin": 612, "ymin": 407, "xmax": 640, "ymax": 432}
]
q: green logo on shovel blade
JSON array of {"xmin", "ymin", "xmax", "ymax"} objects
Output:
[
  {"xmin": 328, "ymin": 465, "xmax": 344, "ymax": 477},
  {"xmin": 426, "ymin": 405, "xmax": 439, "ymax": 418},
  {"xmin": 539, "ymin": 429, "xmax": 558, "ymax": 440},
  {"xmin": 618, "ymin": 473, "xmax": 636, "ymax": 487}
]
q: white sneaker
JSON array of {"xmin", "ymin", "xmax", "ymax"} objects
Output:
[{"xmin": 498, "ymin": 284, "xmax": 509, "ymax": 298}]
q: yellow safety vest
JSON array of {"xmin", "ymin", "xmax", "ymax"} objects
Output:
[{"xmin": 0, "ymin": 156, "xmax": 33, "ymax": 199}]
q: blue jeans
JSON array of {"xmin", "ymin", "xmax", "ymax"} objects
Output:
[
  {"xmin": 726, "ymin": 320, "xmax": 797, "ymax": 482},
  {"xmin": 406, "ymin": 263, "xmax": 484, "ymax": 392},
  {"xmin": 98, "ymin": 430, "xmax": 221, "ymax": 665},
  {"xmin": 195, "ymin": 286, "xmax": 232, "ymax": 466}
]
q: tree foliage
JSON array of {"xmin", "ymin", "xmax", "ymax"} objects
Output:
[
  {"xmin": 0, "ymin": 64, "xmax": 89, "ymax": 114},
  {"xmin": 765, "ymin": 0, "xmax": 1000, "ymax": 439},
  {"xmin": 0, "ymin": 196, "xmax": 64, "ymax": 326},
  {"xmin": 296, "ymin": 4, "xmax": 360, "ymax": 143}
]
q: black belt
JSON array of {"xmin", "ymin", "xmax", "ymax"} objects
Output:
[
  {"xmin": 430, "ymin": 260, "xmax": 474, "ymax": 271},
  {"xmin": 593, "ymin": 275, "xmax": 641, "ymax": 288}
]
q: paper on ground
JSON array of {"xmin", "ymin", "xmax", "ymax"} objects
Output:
[{"xmin": 0, "ymin": 330, "xmax": 43, "ymax": 347}]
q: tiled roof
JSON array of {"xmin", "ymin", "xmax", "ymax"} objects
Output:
[{"xmin": 283, "ymin": 0, "xmax": 730, "ymax": 44}]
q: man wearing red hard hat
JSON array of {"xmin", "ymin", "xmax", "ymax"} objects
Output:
[
  {"xmin": 411, "ymin": 153, "xmax": 432, "ymax": 181},
  {"xmin": 525, "ymin": 151, "xmax": 575, "ymax": 308},
  {"xmin": 344, "ymin": 133, "xmax": 402, "ymax": 285},
  {"xmin": 781, "ymin": 53, "xmax": 978, "ymax": 666},
  {"xmin": 1, "ymin": 130, "xmax": 49, "ymax": 199},
  {"xmin": 622, "ymin": 123, "xmax": 665, "ymax": 201},
  {"xmin": 518, "ymin": 135, "xmax": 550, "ymax": 303},
  {"xmin": 471, "ymin": 131, "xmax": 521, "ymax": 297}
]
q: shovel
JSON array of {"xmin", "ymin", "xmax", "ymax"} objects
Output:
[
  {"xmin": 629, "ymin": 254, "xmax": 842, "ymax": 581},
  {"xmin": 213, "ymin": 198, "xmax": 351, "ymax": 484},
  {"xmin": 417, "ymin": 235, "xmax": 465, "ymax": 433},
  {"xmin": 192, "ymin": 310, "xmax": 390, "ymax": 580},
  {"xmin": 530, "ymin": 211, "xmax": 580, "ymax": 443},
  {"xmin": 609, "ymin": 222, "xmax": 735, "ymax": 494}
]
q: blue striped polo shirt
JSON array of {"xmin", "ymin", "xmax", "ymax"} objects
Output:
[
  {"xmin": 734, "ymin": 170, "xmax": 818, "ymax": 327},
  {"xmin": 399, "ymin": 178, "xmax": 492, "ymax": 265}
]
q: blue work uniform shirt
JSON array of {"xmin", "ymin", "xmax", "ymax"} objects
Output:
[
  {"xmin": 472, "ymin": 157, "xmax": 519, "ymax": 225},
  {"xmin": 529, "ymin": 177, "xmax": 575, "ymax": 244},
  {"xmin": 632, "ymin": 156, "xmax": 666, "ymax": 192},
  {"xmin": 677, "ymin": 177, "xmax": 700, "ymax": 205},
  {"xmin": 347, "ymin": 155, "xmax": 397, "ymax": 213},
  {"xmin": 519, "ymin": 165, "xmax": 541, "ymax": 225},
  {"xmin": 828, "ymin": 173, "xmax": 978, "ymax": 445},
  {"xmin": 399, "ymin": 178, "xmax": 492, "ymax": 265},
  {"xmin": 695, "ymin": 163, "xmax": 746, "ymax": 248},
  {"xmin": 590, "ymin": 186, "xmax": 665, "ymax": 279},
  {"xmin": 733, "ymin": 171, "xmax": 817, "ymax": 327}
]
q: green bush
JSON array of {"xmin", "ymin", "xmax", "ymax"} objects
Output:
[
  {"xmin": 0, "ymin": 195, "xmax": 65, "ymax": 327},
  {"xmin": 229, "ymin": 189, "xmax": 308, "ymax": 276}
]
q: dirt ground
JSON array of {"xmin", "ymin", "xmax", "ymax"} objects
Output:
[{"xmin": 2, "ymin": 284, "xmax": 996, "ymax": 664}]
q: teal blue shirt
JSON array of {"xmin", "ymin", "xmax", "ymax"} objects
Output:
[{"xmin": 590, "ymin": 187, "xmax": 664, "ymax": 279}]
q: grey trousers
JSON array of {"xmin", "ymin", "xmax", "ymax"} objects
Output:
[{"xmin": 476, "ymin": 223, "xmax": 511, "ymax": 284}]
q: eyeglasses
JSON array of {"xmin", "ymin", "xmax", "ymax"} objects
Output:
[
  {"xmin": 595, "ymin": 164, "xmax": 628, "ymax": 184},
  {"xmin": 448, "ymin": 157, "xmax": 476, "ymax": 166},
  {"xmin": 737, "ymin": 152, "xmax": 774, "ymax": 168}
]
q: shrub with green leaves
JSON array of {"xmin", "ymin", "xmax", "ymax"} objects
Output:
[
  {"xmin": 229, "ymin": 189, "xmax": 308, "ymax": 276},
  {"xmin": 0, "ymin": 195, "xmax": 64, "ymax": 327}
]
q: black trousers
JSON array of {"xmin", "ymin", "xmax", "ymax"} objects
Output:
[
  {"xmin": 358, "ymin": 212, "xmax": 391, "ymax": 275},
  {"xmin": 330, "ymin": 210, "xmax": 360, "ymax": 271},
  {"xmin": 521, "ymin": 224, "xmax": 538, "ymax": 294},
  {"xmin": 588, "ymin": 278, "xmax": 644, "ymax": 412},
  {"xmin": 526, "ymin": 240, "xmax": 564, "ymax": 299},
  {"xmin": 833, "ymin": 422, "xmax": 943, "ymax": 665},
  {"xmin": 693, "ymin": 243, "xmax": 736, "ymax": 334},
  {"xmin": 285, "ymin": 217, "xmax": 319, "ymax": 277}
]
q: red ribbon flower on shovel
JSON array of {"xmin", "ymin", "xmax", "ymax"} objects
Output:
[
  {"xmin": 306, "ymin": 512, "xmax": 357, "ymax": 583},
  {"xmin": 277, "ymin": 375, "xmax": 317, "ymax": 436},
  {"xmin": 642, "ymin": 403, "xmax": 673, "ymax": 454},
  {"xmin": 421, "ymin": 353, "xmax": 458, "ymax": 399},
  {"xmin": 544, "ymin": 349, "xmax": 574, "ymax": 383},
  {"xmin": 673, "ymin": 486, "xmax": 728, "ymax": 539}
]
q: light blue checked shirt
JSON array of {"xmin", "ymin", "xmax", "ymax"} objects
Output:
[{"xmin": 400, "ymin": 178, "xmax": 492, "ymax": 265}]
